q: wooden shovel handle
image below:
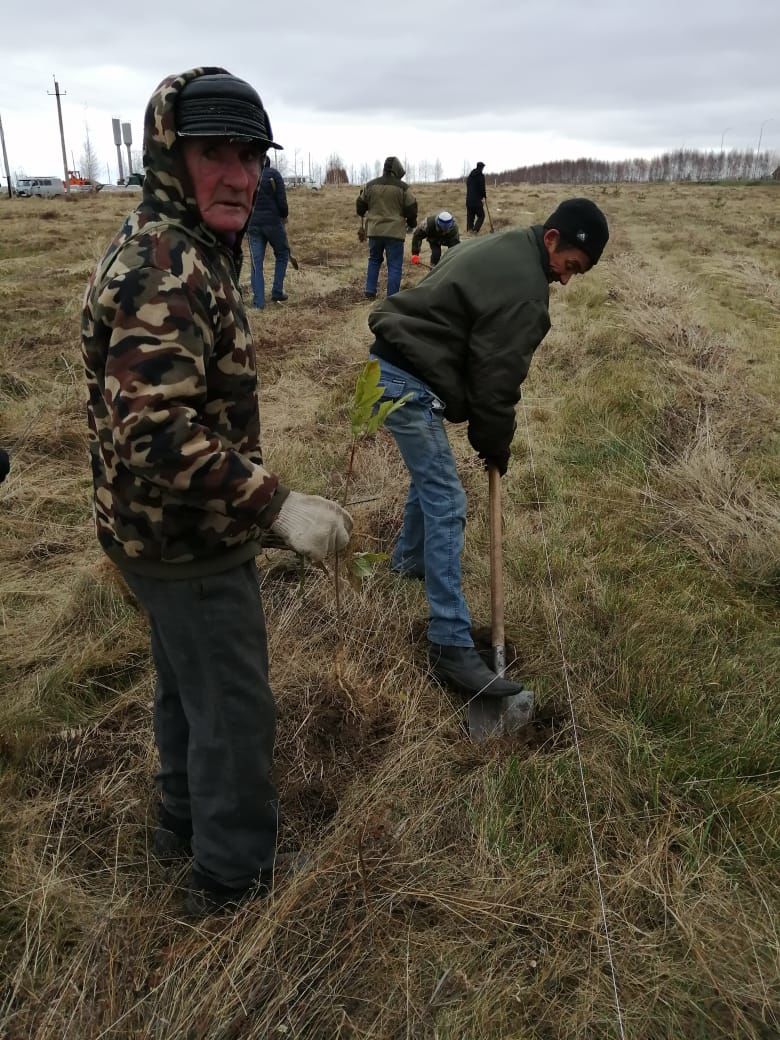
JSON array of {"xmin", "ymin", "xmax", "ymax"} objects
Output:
[{"xmin": 488, "ymin": 466, "xmax": 505, "ymax": 660}]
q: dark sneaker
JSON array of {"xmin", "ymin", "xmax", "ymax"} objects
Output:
[
  {"xmin": 428, "ymin": 643, "xmax": 528, "ymax": 699},
  {"xmin": 153, "ymin": 827, "xmax": 192, "ymax": 860},
  {"xmin": 271, "ymin": 292, "xmax": 289, "ymax": 303},
  {"xmin": 364, "ymin": 292, "xmax": 377, "ymax": 300},
  {"xmin": 152, "ymin": 804, "xmax": 193, "ymax": 861},
  {"xmin": 185, "ymin": 866, "xmax": 273, "ymax": 918},
  {"xmin": 390, "ymin": 564, "xmax": 425, "ymax": 581}
]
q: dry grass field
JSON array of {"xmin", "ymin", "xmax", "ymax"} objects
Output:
[{"xmin": 0, "ymin": 180, "xmax": 778, "ymax": 1039}]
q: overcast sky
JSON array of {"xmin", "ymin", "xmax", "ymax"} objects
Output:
[{"xmin": 1, "ymin": 0, "xmax": 778, "ymax": 185}]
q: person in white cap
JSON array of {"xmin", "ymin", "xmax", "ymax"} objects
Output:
[{"xmin": 410, "ymin": 211, "xmax": 460, "ymax": 267}]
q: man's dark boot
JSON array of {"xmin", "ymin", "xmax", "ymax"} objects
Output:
[
  {"xmin": 389, "ymin": 564, "xmax": 425, "ymax": 581},
  {"xmin": 152, "ymin": 803, "xmax": 193, "ymax": 861},
  {"xmin": 428, "ymin": 643, "xmax": 526, "ymax": 699},
  {"xmin": 185, "ymin": 867, "xmax": 272, "ymax": 918}
]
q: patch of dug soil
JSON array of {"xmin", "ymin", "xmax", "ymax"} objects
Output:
[
  {"xmin": 276, "ymin": 675, "xmax": 397, "ymax": 845},
  {"xmin": 297, "ymin": 283, "xmax": 366, "ymax": 313}
]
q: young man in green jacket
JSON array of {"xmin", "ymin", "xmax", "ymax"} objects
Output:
[{"xmin": 368, "ymin": 198, "xmax": 609, "ymax": 698}]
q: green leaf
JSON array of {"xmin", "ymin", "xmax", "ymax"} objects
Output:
[
  {"xmin": 350, "ymin": 360, "xmax": 385, "ymax": 438},
  {"xmin": 365, "ymin": 393, "xmax": 413, "ymax": 436},
  {"xmin": 351, "ymin": 551, "xmax": 389, "ymax": 579},
  {"xmin": 349, "ymin": 361, "xmax": 413, "ymax": 439}
]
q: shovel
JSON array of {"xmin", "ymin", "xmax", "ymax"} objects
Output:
[
  {"xmin": 467, "ymin": 467, "xmax": 534, "ymax": 740},
  {"xmin": 485, "ymin": 199, "xmax": 495, "ymax": 234}
]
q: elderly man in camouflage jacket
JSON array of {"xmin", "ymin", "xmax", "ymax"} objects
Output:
[{"xmin": 81, "ymin": 67, "xmax": 352, "ymax": 916}]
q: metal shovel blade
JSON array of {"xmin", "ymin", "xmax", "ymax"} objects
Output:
[{"xmin": 467, "ymin": 688, "xmax": 534, "ymax": 740}]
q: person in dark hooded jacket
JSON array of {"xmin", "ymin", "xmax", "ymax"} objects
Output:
[
  {"xmin": 355, "ymin": 156, "xmax": 417, "ymax": 299},
  {"xmin": 247, "ymin": 156, "xmax": 290, "ymax": 307},
  {"xmin": 465, "ymin": 161, "xmax": 487, "ymax": 233},
  {"xmin": 81, "ymin": 68, "xmax": 352, "ymax": 917}
]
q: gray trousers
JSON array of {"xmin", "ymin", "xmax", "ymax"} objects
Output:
[{"xmin": 121, "ymin": 560, "xmax": 278, "ymax": 889}]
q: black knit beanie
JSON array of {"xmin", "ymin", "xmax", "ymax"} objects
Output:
[{"xmin": 543, "ymin": 198, "xmax": 609, "ymax": 264}]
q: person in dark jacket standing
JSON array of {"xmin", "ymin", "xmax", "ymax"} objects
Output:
[
  {"xmin": 248, "ymin": 156, "xmax": 290, "ymax": 307},
  {"xmin": 410, "ymin": 211, "xmax": 460, "ymax": 267},
  {"xmin": 81, "ymin": 68, "xmax": 352, "ymax": 917},
  {"xmin": 465, "ymin": 161, "xmax": 487, "ymax": 233},
  {"xmin": 368, "ymin": 198, "xmax": 609, "ymax": 698},
  {"xmin": 356, "ymin": 156, "xmax": 417, "ymax": 299}
]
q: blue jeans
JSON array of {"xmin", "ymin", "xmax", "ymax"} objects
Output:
[
  {"xmin": 248, "ymin": 225, "xmax": 289, "ymax": 307},
  {"xmin": 372, "ymin": 356, "xmax": 473, "ymax": 647},
  {"xmin": 366, "ymin": 237, "xmax": 404, "ymax": 297}
]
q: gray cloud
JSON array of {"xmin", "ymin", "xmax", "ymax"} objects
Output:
[{"xmin": 1, "ymin": 0, "xmax": 778, "ymax": 173}]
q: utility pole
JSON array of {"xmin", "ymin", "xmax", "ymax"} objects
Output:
[
  {"xmin": 48, "ymin": 75, "xmax": 71, "ymax": 193},
  {"xmin": 0, "ymin": 113, "xmax": 13, "ymax": 198}
]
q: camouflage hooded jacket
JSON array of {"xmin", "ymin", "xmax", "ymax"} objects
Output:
[{"xmin": 81, "ymin": 67, "xmax": 288, "ymax": 579}]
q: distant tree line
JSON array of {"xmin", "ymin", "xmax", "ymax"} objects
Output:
[
  {"xmin": 491, "ymin": 149, "xmax": 779, "ymax": 185},
  {"xmin": 293, "ymin": 154, "xmax": 445, "ymax": 186}
]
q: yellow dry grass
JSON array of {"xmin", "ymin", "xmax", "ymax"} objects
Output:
[{"xmin": 1, "ymin": 181, "xmax": 779, "ymax": 1039}]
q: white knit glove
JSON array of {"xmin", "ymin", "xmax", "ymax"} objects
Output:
[{"xmin": 270, "ymin": 492, "xmax": 353, "ymax": 561}]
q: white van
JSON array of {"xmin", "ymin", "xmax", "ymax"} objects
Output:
[
  {"xmin": 284, "ymin": 175, "xmax": 320, "ymax": 190},
  {"xmin": 14, "ymin": 176, "xmax": 66, "ymax": 198}
]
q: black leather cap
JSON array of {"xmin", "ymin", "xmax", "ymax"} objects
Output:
[{"xmin": 176, "ymin": 73, "xmax": 282, "ymax": 149}]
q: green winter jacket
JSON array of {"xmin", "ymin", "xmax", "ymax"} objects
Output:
[
  {"xmin": 81, "ymin": 67, "xmax": 288, "ymax": 578},
  {"xmin": 356, "ymin": 157, "xmax": 418, "ymax": 239},
  {"xmin": 369, "ymin": 227, "xmax": 552, "ymax": 456}
]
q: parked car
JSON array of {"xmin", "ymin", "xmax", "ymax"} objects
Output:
[
  {"xmin": 99, "ymin": 182, "xmax": 142, "ymax": 194},
  {"xmin": 284, "ymin": 175, "xmax": 320, "ymax": 190},
  {"xmin": 14, "ymin": 176, "xmax": 66, "ymax": 198}
]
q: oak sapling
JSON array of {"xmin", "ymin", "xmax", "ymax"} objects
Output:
[
  {"xmin": 344, "ymin": 360, "xmax": 411, "ymax": 576},
  {"xmin": 346, "ymin": 359, "xmax": 412, "ymax": 496},
  {"xmin": 333, "ymin": 361, "xmax": 411, "ymax": 669}
]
